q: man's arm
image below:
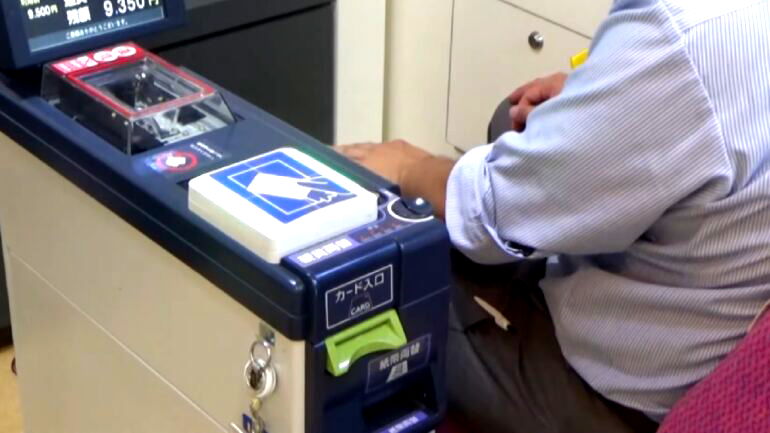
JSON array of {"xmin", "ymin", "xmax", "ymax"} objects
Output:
[
  {"xmin": 446, "ymin": 0, "xmax": 730, "ymax": 264},
  {"xmin": 337, "ymin": 72, "xmax": 569, "ymax": 208},
  {"xmin": 341, "ymin": 0, "xmax": 731, "ymax": 265}
]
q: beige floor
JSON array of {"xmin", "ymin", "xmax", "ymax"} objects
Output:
[{"xmin": 0, "ymin": 346, "xmax": 22, "ymax": 433}]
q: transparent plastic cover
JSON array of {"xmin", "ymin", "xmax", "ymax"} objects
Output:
[{"xmin": 42, "ymin": 43, "xmax": 235, "ymax": 155}]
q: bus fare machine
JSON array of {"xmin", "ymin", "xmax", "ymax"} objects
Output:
[{"xmin": 0, "ymin": 1, "xmax": 450, "ymax": 432}]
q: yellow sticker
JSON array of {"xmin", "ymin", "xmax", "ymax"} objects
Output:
[{"xmin": 571, "ymin": 49, "xmax": 590, "ymax": 69}]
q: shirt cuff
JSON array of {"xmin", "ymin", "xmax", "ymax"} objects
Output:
[{"xmin": 445, "ymin": 142, "xmax": 540, "ymax": 264}]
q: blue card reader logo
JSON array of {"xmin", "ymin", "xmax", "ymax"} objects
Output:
[{"xmin": 212, "ymin": 151, "xmax": 356, "ymax": 224}]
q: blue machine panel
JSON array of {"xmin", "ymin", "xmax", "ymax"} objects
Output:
[
  {"xmin": 367, "ymin": 335, "xmax": 431, "ymax": 392},
  {"xmin": 325, "ymin": 264, "xmax": 394, "ymax": 330}
]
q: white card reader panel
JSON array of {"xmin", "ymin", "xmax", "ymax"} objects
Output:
[{"xmin": 189, "ymin": 147, "xmax": 379, "ymax": 263}]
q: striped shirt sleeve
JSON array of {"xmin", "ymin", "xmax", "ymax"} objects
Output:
[{"xmin": 445, "ymin": 0, "xmax": 731, "ymax": 265}]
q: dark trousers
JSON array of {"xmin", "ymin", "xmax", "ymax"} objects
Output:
[{"xmin": 443, "ymin": 101, "xmax": 660, "ymax": 433}]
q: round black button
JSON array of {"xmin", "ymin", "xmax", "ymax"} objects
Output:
[
  {"xmin": 390, "ymin": 197, "xmax": 433, "ymax": 219},
  {"xmin": 404, "ymin": 197, "xmax": 433, "ymax": 217}
]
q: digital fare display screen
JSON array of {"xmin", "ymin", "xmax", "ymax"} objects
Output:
[{"xmin": 19, "ymin": 0, "xmax": 165, "ymax": 52}]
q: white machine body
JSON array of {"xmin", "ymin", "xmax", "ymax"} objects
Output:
[{"xmin": 0, "ymin": 132, "xmax": 307, "ymax": 433}]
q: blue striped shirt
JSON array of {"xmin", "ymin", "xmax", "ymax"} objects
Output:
[{"xmin": 445, "ymin": 0, "xmax": 770, "ymax": 420}]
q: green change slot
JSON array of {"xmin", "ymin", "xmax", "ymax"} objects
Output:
[{"xmin": 325, "ymin": 310, "xmax": 407, "ymax": 377}]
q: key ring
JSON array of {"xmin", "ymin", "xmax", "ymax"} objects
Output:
[
  {"xmin": 245, "ymin": 337, "xmax": 274, "ymax": 390},
  {"xmin": 244, "ymin": 359, "xmax": 267, "ymax": 389},
  {"xmin": 250, "ymin": 338, "xmax": 273, "ymax": 370}
]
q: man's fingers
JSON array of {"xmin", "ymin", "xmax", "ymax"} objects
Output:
[
  {"xmin": 518, "ymin": 105, "xmax": 536, "ymax": 125},
  {"xmin": 510, "ymin": 100, "xmax": 538, "ymax": 132},
  {"xmin": 335, "ymin": 147, "xmax": 365, "ymax": 161},
  {"xmin": 520, "ymin": 85, "xmax": 550, "ymax": 107},
  {"xmin": 510, "ymin": 105, "xmax": 529, "ymax": 131},
  {"xmin": 334, "ymin": 143, "xmax": 374, "ymax": 160},
  {"xmin": 510, "ymin": 84, "xmax": 552, "ymax": 131},
  {"xmin": 508, "ymin": 72, "xmax": 569, "ymax": 131},
  {"xmin": 336, "ymin": 142, "xmax": 374, "ymax": 149},
  {"xmin": 509, "ymin": 79, "xmax": 537, "ymax": 104},
  {"xmin": 509, "ymin": 85, "xmax": 528, "ymax": 104},
  {"xmin": 510, "ymin": 105, "xmax": 525, "ymax": 132}
]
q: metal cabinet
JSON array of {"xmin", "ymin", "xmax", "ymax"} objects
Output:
[
  {"xmin": 383, "ymin": 0, "xmax": 611, "ymax": 155},
  {"xmin": 499, "ymin": 0, "xmax": 611, "ymax": 37},
  {"xmin": 447, "ymin": 0, "xmax": 592, "ymax": 150}
]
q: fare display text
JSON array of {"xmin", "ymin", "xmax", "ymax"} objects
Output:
[{"xmin": 19, "ymin": 0, "xmax": 165, "ymax": 52}]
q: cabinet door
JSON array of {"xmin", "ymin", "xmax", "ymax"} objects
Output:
[
  {"xmin": 502, "ymin": 0, "xmax": 612, "ymax": 37},
  {"xmin": 447, "ymin": 0, "xmax": 590, "ymax": 151}
]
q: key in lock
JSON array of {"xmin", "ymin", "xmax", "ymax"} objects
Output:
[{"xmin": 243, "ymin": 359, "xmax": 277, "ymax": 398}]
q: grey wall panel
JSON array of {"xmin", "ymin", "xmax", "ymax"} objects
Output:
[
  {"xmin": 149, "ymin": 5, "xmax": 335, "ymax": 142},
  {"xmin": 142, "ymin": 0, "xmax": 332, "ymax": 47}
]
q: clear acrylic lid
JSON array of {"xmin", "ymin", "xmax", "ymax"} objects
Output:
[{"xmin": 43, "ymin": 43, "xmax": 235, "ymax": 155}]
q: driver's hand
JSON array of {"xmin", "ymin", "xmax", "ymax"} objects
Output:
[
  {"xmin": 509, "ymin": 72, "xmax": 568, "ymax": 132},
  {"xmin": 334, "ymin": 140, "xmax": 432, "ymax": 185}
]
